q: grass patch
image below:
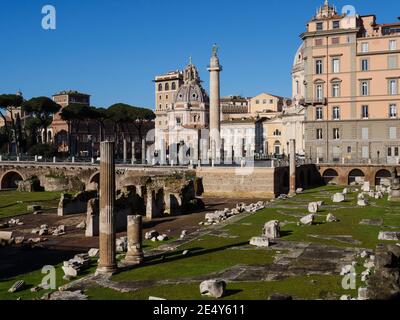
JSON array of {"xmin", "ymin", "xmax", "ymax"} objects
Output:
[
  {"xmin": 87, "ymin": 275, "xmax": 356, "ymax": 300},
  {"xmin": 0, "ymin": 259, "xmax": 98, "ymax": 300},
  {"xmin": 0, "ymin": 191, "xmax": 61, "ymax": 219}
]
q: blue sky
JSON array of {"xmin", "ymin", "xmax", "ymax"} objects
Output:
[{"xmin": 0, "ymin": 0, "xmax": 398, "ymax": 110}]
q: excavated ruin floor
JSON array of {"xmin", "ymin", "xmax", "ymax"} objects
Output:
[{"xmin": 0, "ymin": 196, "xmax": 264, "ymax": 279}]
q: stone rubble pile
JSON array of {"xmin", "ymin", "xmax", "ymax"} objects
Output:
[
  {"xmin": 144, "ymin": 230, "xmax": 169, "ymax": 243},
  {"xmin": 250, "ymin": 220, "xmax": 281, "ymax": 248},
  {"xmin": 62, "ymin": 253, "xmax": 91, "ymax": 279},
  {"xmin": 31, "ymin": 225, "xmax": 66, "ymax": 237},
  {"xmin": 378, "ymin": 231, "xmax": 400, "ymax": 241},
  {"xmin": 7, "ymin": 218, "xmax": 24, "ymax": 227},
  {"xmin": 201, "ymin": 201, "xmax": 268, "ymax": 226}
]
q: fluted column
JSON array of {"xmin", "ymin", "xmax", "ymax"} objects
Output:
[
  {"xmin": 96, "ymin": 141, "xmax": 118, "ymax": 275},
  {"xmin": 124, "ymin": 215, "xmax": 144, "ymax": 265},
  {"xmin": 289, "ymin": 139, "xmax": 296, "ymax": 195}
]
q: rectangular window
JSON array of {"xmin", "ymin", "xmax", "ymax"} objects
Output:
[
  {"xmin": 316, "ymin": 107, "xmax": 323, "ymax": 120},
  {"xmin": 389, "ymin": 40, "xmax": 397, "ymax": 51},
  {"xmin": 176, "ymin": 117, "xmax": 181, "ymax": 125},
  {"xmin": 333, "ymin": 21, "xmax": 340, "ymax": 29},
  {"xmin": 362, "ymin": 127, "xmax": 369, "ymax": 140},
  {"xmin": 389, "ymin": 79, "xmax": 398, "ymax": 95},
  {"xmin": 362, "ymin": 146, "xmax": 369, "ymax": 159},
  {"xmin": 333, "ymin": 128, "xmax": 340, "ymax": 140},
  {"xmin": 362, "ymin": 105, "xmax": 369, "ymax": 119},
  {"xmin": 317, "ymin": 147, "xmax": 324, "ymax": 160},
  {"xmin": 333, "ymin": 106, "xmax": 340, "ymax": 120},
  {"xmin": 389, "ymin": 127, "xmax": 397, "ymax": 139},
  {"xmin": 332, "ymin": 37, "xmax": 340, "ymax": 45},
  {"xmin": 361, "ymin": 59, "xmax": 369, "ymax": 71},
  {"xmin": 263, "ymin": 99, "xmax": 267, "ymax": 104},
  {"xmin": 389, "ymin": 104, "xmax": 397, "ymax": 118},
  {"xmin": 316, "ymin": 22, "xmax": 323, "ymax": 31},
  {"xmin": 315, "ymin": 39, "xmax": 323, "ymax": 46},
  {"xmin": 316, "ymin": 60, "xmax": 323, "ymax": 74},
  {"xmin": 388, "ymin": 56, "xmax": 398, "ymax": 69},
  {"xmin": 361, "ymin": 42, "xmax": 369, "ymax": 53},
  {"xmin": 316, "ymin": 129, "xmax": 323, "ymax": 140},
  {"xmin": 256, "ymin": 100, "xmax": 259, "ymax": 104},
  {"xmin": 332, "ymin": 83, "xmax": 340, "ymax": 97},
  {"xmin": 361, "ymin": 81, "xmax": 369, "ymax": 96},
  {"xmin": 347, "ymin": 146, "xmax": 352, "ymax": 153},
  {"xmin": 333, "ymin": 146, "xmax": 341, "ymax": 162},
  {"xmin": 332, "ymin": 58, "xmax": 340, "ymax": 73},
  {"xmin": 316, "ymin": 84, "xmax": 324, "ymax": 101}
]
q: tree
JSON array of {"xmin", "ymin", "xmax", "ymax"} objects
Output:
[
  {"xmin": 0, "ymin": 94, "xmax": 24, "ymax": 154},
  {"xmin": 24, "ymin": 117, "xmax": 41, "ymax": 149},
  {"xmin": 87, "ymin": 107, "xmax": 109, "ymax": 142},
  {"xmin": 107, "ymin": 103, "xmax": 155, "ymax": 158},
  {"xmin": 108, "ymin": 103, "xmax": 155, "ymax": 155},
  {"xmin": 22, "ymin": 97, "xmax": 61, "ymax": 144}
]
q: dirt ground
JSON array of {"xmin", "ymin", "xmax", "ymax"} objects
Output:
[{"xmin": 0, "ymin": 196, "xmax": 267, "ymax": 279}]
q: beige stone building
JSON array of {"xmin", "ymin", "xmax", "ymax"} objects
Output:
[
  {"xmin": 299, "ymin": 1, "xmax": 400, "ymax": 164},
  {"xmin": 249, "ymin": 93, "xmax": 284, "ymax": 117},
  {"xmin": 220, "ymin": 95, "xmax": 249, "ymax": 121},
  {"xmin": 262, "ymin": 106, "xmax": 306, "ymax": 156}
]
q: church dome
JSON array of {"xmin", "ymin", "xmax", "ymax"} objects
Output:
[
  {"xmin": 174, "ymin": 61, "xmax": 209, "ymax": 105},
  {"xmin": 293, "ymin": 43, "xmax": 305, "ymax": 68}
]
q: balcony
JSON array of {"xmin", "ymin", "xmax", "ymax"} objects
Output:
[{"xmin": 304, "ymin": 98, "xmax": 327, "ymax": 106}]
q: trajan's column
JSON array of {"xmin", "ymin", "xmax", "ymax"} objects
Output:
[{"xmin": 208, "ymin": 44, "xmax": 222, "ymax": 162}]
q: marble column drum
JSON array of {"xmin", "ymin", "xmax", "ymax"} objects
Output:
[
  {"xmin": 124, "ymin": 215, "xmax": 144, "ymax": 265},
  {"xmin": 96, "ymin": 141, "xmax": 118, "ymax": 275}
]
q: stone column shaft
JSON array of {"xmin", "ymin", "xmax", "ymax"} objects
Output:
[
  {"xmin": 160, "ymin": 140, "xmax": 166, "ymax": 165},
  {"xmin": 131, "ymin": 141, "xmax": 136, "ymax": 164},
  {"xmin": 289, "ymin": 139, "xmax": 296, "ymax": 195},
  {"xmin": 141, "ymin": 139, "xmax": 146, "ymax": 165},
  {"xmin": 97, "ymin": 141, "xmax": 118, "ymax": 274},
  {"xmin": 123, "ymin": 138, "xmax": 127, "ymax": 163},
  {"xmin": 146, "ymin": 188, "xmax": 154, "ymax": 220},
  {"xmin": 124, "ymin": 215, "xmax": 144, "ymax": 265},
  {"xmin": 208, "ymin": 48, "xmax": 222, "ymax": 163}
]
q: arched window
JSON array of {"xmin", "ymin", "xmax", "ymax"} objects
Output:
[
  {"xmin": 165, "ymin": 83, "xmax": 169, "ymax": 91},
  {"xmin": 172, "ymin": 82, "xmax": 176, "ymax": 90},
  {"xmin": 158, "ymin": 84, "xmax": 162, "ymax": 92}
]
